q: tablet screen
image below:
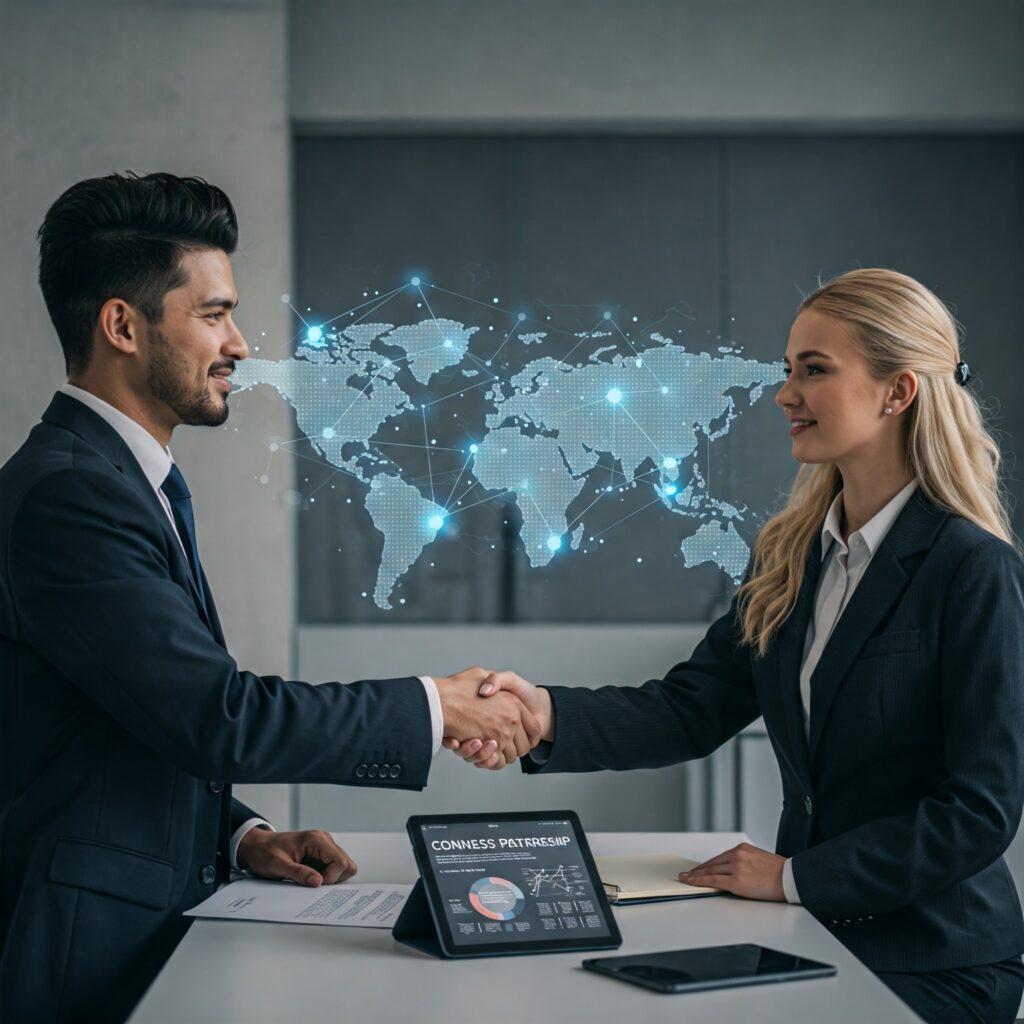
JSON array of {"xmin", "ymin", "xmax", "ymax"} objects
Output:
[{"xmin": 408, "ymin": 811, "xmax": 620, "ymax": 955}]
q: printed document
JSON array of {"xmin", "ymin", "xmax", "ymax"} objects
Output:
[{"xmin": 184, "ymin": 879, "xmax": 411, "ymax": 928}]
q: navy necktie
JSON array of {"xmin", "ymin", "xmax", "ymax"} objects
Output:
[{"xmin": 161, "ymin": 463, "xmax": 208, "ymax": 615}]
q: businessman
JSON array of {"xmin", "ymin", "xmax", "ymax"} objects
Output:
[{"xmin": 0, "ymin": 172, "xmax": 537, "ymax": 1023}]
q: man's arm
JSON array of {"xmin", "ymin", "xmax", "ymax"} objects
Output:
[{"xmin": 9, "ymin": 469, "xmax": 533, "ymax": 786}]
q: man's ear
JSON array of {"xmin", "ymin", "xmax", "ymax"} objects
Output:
[{"xmin": 95, "ymin": 297, "xmax": 142, "ymax": 356}]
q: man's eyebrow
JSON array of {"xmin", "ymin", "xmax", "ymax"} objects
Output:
[
  {"xmin": 784, "ymin": 349, "xmax": 834, "ymax": 363},
  {"xmin": 198, "ymin": 297, "xmax": 238, "ymax": 310}
]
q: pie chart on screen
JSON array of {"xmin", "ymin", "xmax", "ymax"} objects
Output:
[{"xmin": 469, "ymin": 877, "xmax": 526, "ymax": 921}]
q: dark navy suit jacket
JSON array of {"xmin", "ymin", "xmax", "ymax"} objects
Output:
[
  {"xmin": 0, "ymin": 393, "xmax": 433, "ymax": 1022},
  {"xmin": 527, "ymin": 490, "xmax": 1024, "ymax": 973}
]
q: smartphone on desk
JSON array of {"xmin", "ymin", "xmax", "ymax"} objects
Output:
[{"xmin": 582, "ymin": 943, "xmax": 836, "ymax": 994}]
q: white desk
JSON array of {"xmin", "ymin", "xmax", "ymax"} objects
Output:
[{"xmin": 130, "ymin": 832, "xmax": 921, "ymax": 1023}]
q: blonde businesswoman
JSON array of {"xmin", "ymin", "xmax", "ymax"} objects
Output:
[{"xmin": 449, "ymin": 269, "xmax": 1024, "ymax": 1024}]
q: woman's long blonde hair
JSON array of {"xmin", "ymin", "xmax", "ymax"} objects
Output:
[{"xmin": 738, "ymin": 267, "xmax": 1014, "ymax": 657}]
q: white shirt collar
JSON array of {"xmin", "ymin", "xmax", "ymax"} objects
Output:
[
  {"xmin": 821, "ymin": 479, "xmax": 918, "ymax": 561},
  {"xmin": 59, "ymin": 383, "xmax": 174, "ymax": 495}
]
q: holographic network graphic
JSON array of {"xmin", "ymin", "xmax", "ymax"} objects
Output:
[{"xmin": 233, "ymin": 278, "xmax": 786, "ymax": 610}]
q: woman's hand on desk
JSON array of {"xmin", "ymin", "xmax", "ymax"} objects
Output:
[
  {"xmin": 236, "ymin": 828, "xmax": 358, "ymax": 887},
  {"xmin": 443, "ymin": 671, "xmax": 553, "ymax": 769},
  {"xmin": 679, "ymin": 842, "xmax": 786, "ymax": 902}
]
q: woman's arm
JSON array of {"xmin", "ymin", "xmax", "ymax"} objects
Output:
[{"xmin": 451, "ymin": 588, "xmax": 761, "ymax": 773}]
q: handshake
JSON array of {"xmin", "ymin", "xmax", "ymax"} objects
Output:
[{"xmin": 434, "ymin": 667, "xmax": 553, "ymax": 769}]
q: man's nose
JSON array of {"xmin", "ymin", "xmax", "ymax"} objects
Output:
[{"xmin": 225, "ymin": 321, "xmax": 249, "ymax": 361}]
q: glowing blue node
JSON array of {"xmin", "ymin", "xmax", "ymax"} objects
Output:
[
  {"xmin": 469, "ymin": 444, "xmax": 479, "ymax": 453},
  {"xmin": 517, "ymin": 313, "xmax": 526, "ymax": 321},
  {"xmin": 410, "ymin": 276, "xmax": 421, "ymax": 286},
  {"xmin": 321, "ymin": 427, "xmax": 335, "ymax": 439},
  {"xmin": 663, "ymin": 457, "xmax": 678, "ymax": 469},
  {"xmin": 443, "ymin": 338, "xmax": 453, "ymax": 348},
  {"xmin": 603, "ymin": 312, "xmax": 612, "ymax": 320},
  {"xmin": 664, "ymin": 485, "xmax": 678, "ymax": 496},
  {"xmin": 661, "ymin": 385, "xmax": 669, "ymax": 395},
  {"xmin": 306, "ymin": 325, "xmax": 323, "ymax": 343},
  {"xmin": 547, "ymin": 535, "xmax": 562, "ymax": 552},
  {"xmin": 428, "ymin": 514, "xmax": 445, "ymax": 531},
  {"xmin": 606, "ymin": 388, "xmax": 623, "ymax": 405}
]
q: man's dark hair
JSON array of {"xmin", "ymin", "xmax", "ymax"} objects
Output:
[{"xmin": 37, "ymin": 172, "xmax": 238, "ymax": 373}]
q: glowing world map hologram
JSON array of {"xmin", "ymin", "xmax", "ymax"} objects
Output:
[{"xmin": 233, "ymin": 278, "xmax": 786, "ymax": 610}]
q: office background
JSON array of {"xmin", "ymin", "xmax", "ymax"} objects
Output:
[{"xmin": 2, "ymin": 1, "xmax": 1022, "ymax": 851}]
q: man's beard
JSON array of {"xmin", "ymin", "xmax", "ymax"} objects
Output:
[{"xmin": 146, "ymin": 325, "xmax": 230, "ymax": 428}]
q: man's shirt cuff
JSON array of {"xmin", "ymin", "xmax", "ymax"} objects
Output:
[
  {"xmin": 782, "ymin": 857, "xmax": 802, "ymax": 904},
  {"xmin": 230, "ymin": 817, "xmax": 274, "ymax": 870},
  {"xmin": 419, "ymin": 676, "xmax": 443, "ymax": 755}
]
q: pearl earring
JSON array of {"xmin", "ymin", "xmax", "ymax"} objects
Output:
[{"xmin": 884, "ymin": 407, "xmax": 893, "ymax": 416}]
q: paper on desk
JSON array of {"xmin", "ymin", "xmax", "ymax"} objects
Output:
[{"xmin": 184, "ymin": 879, "xmax": 412, "ymax": 928}]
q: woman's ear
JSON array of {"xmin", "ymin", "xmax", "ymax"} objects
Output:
[{"xmin": 887, "ymin": 371, "xmax": 918, "ymax": 415}]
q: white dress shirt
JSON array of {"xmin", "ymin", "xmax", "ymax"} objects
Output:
[
  {"xmin": 781, "ymin": 479, "xmax": 918, "ymax": 904},
  {"xmin": 59, "ymin": 384, "xmax": 443, "ymax": 868}
]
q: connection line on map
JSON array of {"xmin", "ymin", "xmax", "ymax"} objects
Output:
[
  {"xmin": 443, "ymin": 451, "xmax": 475, "ymax": 510},
  {"xmin": 367, "ymin": 439, "xmax": 464, "ymax": 453},
  {"xmin": 442, "ymin": 487, "xmax": 510, "ymax": 517},
  {"xmin": 591, "ymin": 495, "xmax": 665, "ymax": 539},
  {"xmin": 565, "ymin": 489, "xmax": 608, "ymax": 531},
  {"xmin": 450, "ymin": 478, "xmax": 483, "ymax": 509},
  {"xmin": 607, "ymin": 317, "xmax": 667, "ymax": 389},
  {"xmin": 423, "ymin": 375, "xmax": 497, "ymax": 407},
  {"xmin": 559, "ymin": 315, "xmax": 611, "ymax": 367},
  {"xmin": 320, "ymin": 283, "xmax": 408, "ymax": 329},
  {"xmin": 616, "ymin": 403, "xmax": 667, "ymax": 463},
  {"xmin": 488, "ymin": 319, "xmax": 523, "ymax": 364},
  {"xmin": 421, "ymin": 406, "xmax": 437, "ymax": 504},
  {"xmin": 526, "ymin": 493, "xmax": 555, "ymax": 536}
]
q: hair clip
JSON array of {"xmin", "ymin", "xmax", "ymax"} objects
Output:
[{"xmin": 954, "ymin": 361, "xmax": 971, "ymax": 387}]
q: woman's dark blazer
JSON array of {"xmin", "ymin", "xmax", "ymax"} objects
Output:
[{"xmin": 525, "ymin": 490, "xmax": 1024, "ymax": 973}]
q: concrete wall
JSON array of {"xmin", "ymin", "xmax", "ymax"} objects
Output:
[
  {"xmin": 291, "ymin": 0, "xmax": 1024, "ymax": 129},
  {"xmin": 1, "ymin": 0, "xmax": 294, "ymax": 825}
]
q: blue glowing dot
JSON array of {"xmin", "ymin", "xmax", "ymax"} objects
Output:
[
  {"xmin": 664, "ymin": 485, "xmax": 678, "ymax": 496},
  {"xmin": 603, "ymin": 312, "xmax": 612, "ymax": 320},
  {"xmin": 469, "ymin": 444, "xmax": 479, "ymax": 453},
  {"xmin": 443, "ymin": 338, "xmax": 453, "ymax": 348},
  {"xmin": 322, "ymin": 427, "xmax": 335, "ymax": 439},
  {"xmin": 547, "ymin": 535, "xmax": 562, "ymax": 551},
  {"xmin": 306, "ymin": 325, "xmax": 323, "ymax": 343},
  {"xmin": 663, "ymin": 457, "xmax": 678, "ymax": 469},
  {"xmin": 661, "ymin": 385, "xmax": 669, "ymax": 395},
  {"xmin": 517, "ymin": 313, "xmax": 526, "ymax": 321},
  {"xmin": 428, "ymin": 514, "xmax": 445, "ymax": 531},
  {"xmin": 410, "ymin": 276, "xmax": 421, "ymax": 286},
  {"xmin": 606, "ymin": 388, "xmax": 623, "ymax": 404}
]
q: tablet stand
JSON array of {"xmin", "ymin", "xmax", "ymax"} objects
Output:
[{"xmin": 392, "ymin": 879, "xmax": 445, "ymax": 958}]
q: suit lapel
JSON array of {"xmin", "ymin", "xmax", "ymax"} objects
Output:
[
  {"xmin": 771, "ymin": 537, "xmax": 822, "ymax": 786},
  {"xmin": 806, "ymin": 490, "xmax": 948, "ymax": 764},
  {"xmin": 41, "ymin": 392, "xmax": 215, "ymax": 633}
]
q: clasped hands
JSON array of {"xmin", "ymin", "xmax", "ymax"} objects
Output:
[{"xmin": 436, "ymin": 667, "xmax": 552, "ymax": 769}]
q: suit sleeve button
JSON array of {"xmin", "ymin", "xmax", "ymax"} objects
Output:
[
  {"xmin": 804, "ymin": 796, "xmax": 813, "ymax": 815},
  {"xmin": 389, "ymin": 765, "xmax": 401, "ymax": 779},
  {"xmin": 368, "ymin": 764, "xmax": 379, "ymax": 779},
  {"xmin": 200, "ymin": 865, "xmax": 216, "ymax": 885},
  {"xmin": 379, "ymin": 763, "xmax": 391, "ymax": 777},
  {"xmin": 355, "ymin": 763, "xmax": 368, "ymax": 779},
  {"xmin": 207, "ymin": 781, "xmax": 224, "ymax": 794}
]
